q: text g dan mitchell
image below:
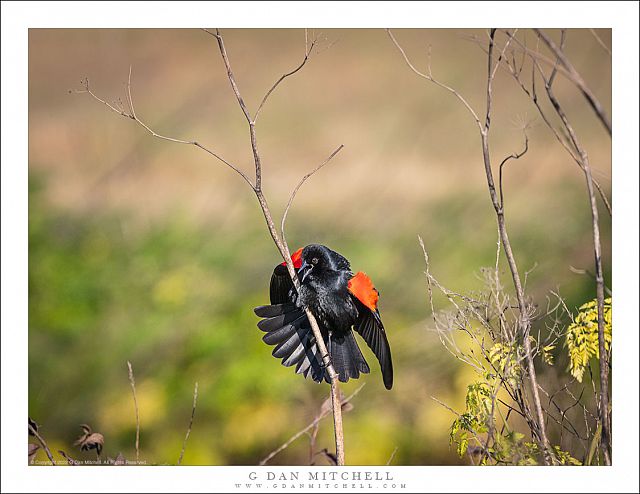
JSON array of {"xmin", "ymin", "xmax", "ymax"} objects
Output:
[{"xmin": 249, "ymin": 471, "xmax": 395, "ymax": 482}]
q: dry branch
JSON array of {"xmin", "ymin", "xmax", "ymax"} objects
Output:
[
  {"xmin": 390, "ymin": 28, "xmax": 554, "ymax": 464},
  {"xmin": 78, "ymin": 28, "xmax": 347, "ymax": 465},
  {"xmin": 533, "ymin": 29, "xmax": 611, "ymax": 135},
  {"xmin": 127, "ymin": 361, "xmax": 140, "ymax": 462},
  {"xmin": 259, "ymin": 384, "xmax": 364, "ymax": 465},
  {"xmin": 28, "ymin": 422, "xmax": 55, "ymax": 466},
  {"xmin": 178, "ymin": 382, "xmax": 199, "ymax": 466},
  {"xmin": 208, "ymin": 28, "xmax": 346, "ymax": 465},
  {"xmin": 532, "ymin": 30, "xmax": 611, "ymax": 464}
]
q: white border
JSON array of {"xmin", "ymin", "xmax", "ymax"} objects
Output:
[{"xmin": 2, "ymin": 1, "xmax": 638, "ymax": 493}]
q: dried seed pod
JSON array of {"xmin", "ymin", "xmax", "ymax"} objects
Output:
[{"xmin": 74, "ymin": 424, "xmax": 104, "ymax": 456}]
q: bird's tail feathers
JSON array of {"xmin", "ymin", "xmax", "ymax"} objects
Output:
[{"xmin": 329, "ymin": 331, "xmax": 370, "ymax": 384}]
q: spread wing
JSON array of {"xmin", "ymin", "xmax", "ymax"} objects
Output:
[
  {"xmin": 269, "ymin": 248, "xmax": 303, "ymax": 304},
  {"xmin": 348, "ymin": 272, "xmax": 393, "ymax": 389},
  {"xmin": 255, "ymin": 248, "xmax": 329, "ymax": 384},
  {"xmin": 269, "ymin": 264, "xmax": 296, "ymax": 304}
]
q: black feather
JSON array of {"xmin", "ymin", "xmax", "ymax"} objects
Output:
[
  {"xmin": 352, "ymin": 297, "xmax": 393, "ymax": 390},
  {"xmin": 254, "ymin": 302, "xmax": 296, "ymax": 318},
  {"xmin": 269, "ymin": 264, "xmax": 297, "ymax": 304}
]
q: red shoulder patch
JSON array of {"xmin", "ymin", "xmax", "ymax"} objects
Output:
[
  {"xmin": 281, "ymin": 247, "xmax": 303, "ymax": 269},
  {"xmin": 348, "ymin": 271, "xmax": 379, "ymax": 311}
]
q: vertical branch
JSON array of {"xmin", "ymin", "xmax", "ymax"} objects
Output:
[
  {"xmin": 209, "ymin": 28, "xmax": 346, "ymax": 465},
  {"xmin": 480, "ymin": 29, "xmax": 553, "ymax": 465},
  {"xmin": 127, "ymin": 361, "xmax": 140, "ymax": 462},
  {"xmin": 532, "ymin": 31, "xmax": 611, "ymax": 465},
  {"xmin": 178, "ymin": 382, "xmax": 199, "ymax": 465},
  {"xmin": 390, "ymin": 28, "xmax": 554, "ymax": 464},
  {"xmin": 81, "ymin": 27, "xmax": 347, "ymax": 467}
]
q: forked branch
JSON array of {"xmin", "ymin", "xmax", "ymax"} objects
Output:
[
  {"xmin": 389, "ymin": 28, "xmax": 553, "ymax": 464},
  {"xmin": 77, "ymin": 28, "xmax": 347, "ymax": 465}
]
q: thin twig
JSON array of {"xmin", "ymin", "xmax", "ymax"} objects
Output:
[
  {"xmin": 589, "ymin": 29, "xmax": 611, "ymax": 56},
  {"xmin": 127, "ymin": 361, "xmax": 140, "ymax": 462},
  {"xmin": 73, "ymin": 75, "xmax": 253, "ymax": 188},
  {"xmin": 57, "ymin": 450, "xmax": 79, "ymax": 465},
  {"xmin": 178, "ymin": 382, "xmax": 199, "ymax": 466},
  {"xmin": 569, "ymin": 266, "xmax": 612, "ymax": 295},
  {"xmin": 532, "ymin": 32, "xmax": 611, "ymax": 464},
  {"xmin": 259, "ymin": 384, "xmax": 365, "ymax": 465},
  {"xmin": 386, "ymin": 446, "xmax": 399, "ymax": 466},
  {"xmin": 498, "ymin": 31, "xmax": 612, "ymax": 217},
  {"xmin": 484, "ymin": 29, "xmax": 554, "ymax": 464},
  {"xmin": 28, "ymin": 423, "xmax": 55, "ymax": 466},
  {"xmin": 498, "ymin": 132, "xmax": 529, "ymax": 209},
  {"xmin": 281, "ymin": 144, "xmax": 344, "ymax": 244},
  {"xmin": 386, "ymin": 29, "xmax": 483, "ymax": 131},
  {"xmin": 533, "ymin": 29, "xmax": 611, "ymax": 135},
  {"xmin": 254, "ymin": 38, "xmax": 318, "ymax": 122},
  {"xmin": 80, "ymin": 27, "xmax": 347, "ymax": 467},
  {"xmin": 210, "ymin": 28, "xmax": 346, "ymax": 465}
]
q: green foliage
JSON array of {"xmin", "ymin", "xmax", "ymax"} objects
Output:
[
  {"xmin": 449, "ymin": 382, "xmax": 491, "ymax": 457},
  {"xmin": 488, "ymin": 342, "xmax": 522, "ymax": 388},
  {"xmin": 565, "ymin": 298, "xmax": 612, "ymax": 382}
]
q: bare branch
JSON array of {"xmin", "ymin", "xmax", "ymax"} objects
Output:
[
  {"xmin": 498, "ymin": 132, "xmax": 529, "ymax": 209},
  {"xmin": 178, "ymin": 382, "xmax": 199, "ymax": 466},
  {"xmin": 204, "ymin": 29, "xmax": 252, "ymax": 124},
  {"xmin": 28, "ymin": 423, "xmax": 56, "ymax": 466},
  {"xmin": 386, "ymin": 446, "xmax": 399, "ymax": 466},
  {"xmin": 532, "ymin": 37, "xmax": 611, "ymax": 463},
  {"xmin": 80, "ymin": 28, "xmax": 347, "ymax": 467},
  {"xmin": 127, "ymin": 361, "xmax": 140, "ymax": 462},
  {"xmin": 259, "ymin": 384, "xmax": 364, "ymax": 465},
  {"xmin": 210, "ymin": 28, "xmax": 346, "ymax": 465},
  {"xmin": 386, "ymin": 29, "xmax": 482, "ymax": 131},
  {"xmin": 483, "ymin": 29, "xmax": 553, "ymax": 464},
  {"xmin": 74, "ymin": 75, "xmax": 254, "ymax": 188},
  {"xmin": 254, "ymin": 37, "xmax": 318, "ymax": 122},
  {"xmin": 589, "ymin": 29, "xmax": 611, "ymax": 56},
  {"xmin": 534, "ymin": 29, "xmax": 611, "ymax": 135},
  {"xmin": 498, "ymin": 31, "xmax": 612, "ymax": 217},
  {"xmin": 281, "ymin": 144, "xmax": 344, "ymax": 244}
]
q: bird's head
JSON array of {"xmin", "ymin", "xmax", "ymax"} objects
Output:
[{"xmin": 298, "ymin": 244, "xmax": 350, "ymax": 283}]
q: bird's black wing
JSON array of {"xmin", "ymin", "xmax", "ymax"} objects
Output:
[
  {"xmin": 269, "ymin": 264, "xmax": 297, "ymax": 304},
  {"xmin": 351, "ymin": 296, "xmax": 393, "ymax": 389},
  {"xmin": 255, "ymin": 262, "xmax": 327, "ymax": 383}
]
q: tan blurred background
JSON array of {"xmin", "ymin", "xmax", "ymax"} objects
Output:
[{"xmin": 28, "ymin": 28, "xmax": 611, "ymax": 465}]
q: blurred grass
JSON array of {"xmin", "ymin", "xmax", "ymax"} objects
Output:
[{"xmin": 28, "ymin": 28, "xmax": 611, "ymax": 465}]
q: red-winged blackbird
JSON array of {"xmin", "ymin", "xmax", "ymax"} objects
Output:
[{"xmin": 254, "ymin": 244, "xmax": 393, "ymax": 389}]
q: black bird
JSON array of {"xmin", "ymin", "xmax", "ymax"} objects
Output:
[{"xmin": 254, "ymin": 244, "xmax": 393, "ymax": 389}]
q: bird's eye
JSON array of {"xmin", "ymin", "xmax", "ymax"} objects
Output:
[{"xmin": 311, "ymin": 257, "xmax": 319, "ymax": 265}]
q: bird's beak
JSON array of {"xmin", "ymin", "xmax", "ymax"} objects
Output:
[{"xmin": 298, "ymin": 260, "xmax": 313, "ymax": 283}]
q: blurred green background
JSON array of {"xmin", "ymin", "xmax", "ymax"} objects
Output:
[{"xmin": 28, "ymin": 28, "xmax": 611, "ymax": 465}]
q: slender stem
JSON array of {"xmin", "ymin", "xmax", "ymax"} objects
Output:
[
  {"xmin": 178, "ymin": 382, "xmax": 199, "ymax": 466},
  {"xmin": 481, "ymin": 29, "xmax": 553, "ymax": 465},
  {"xmin": 212, "ymin": 29, "xmax": 345, "ymax": 464},
  {"xmin": 259, "ymin": 384, "xmax": 364, "ymax": 465},
  {"xmin": 386, "ymin": 29, "xmax": 483, "ymax": 132},
  {"xmin": 534, "ymin": 29, "xmax": 611, "ymax": 136},
  {"xmin": 281, "ymin": 144, "xmax": 344, "ymax": 245},
  {"xmin": 28, "ymin": 424, "xmax": 56, "ymax": 466},
  {"xmin": 533, "ymin": 32, "xmax": 611, "ymax": 464},
  {"xmin": 74, "ymin": 75, "xmax": 253, "ymax": 188},
  {"xmin": 127, "ymin": 361, "xmax": 140, "ymax": 462},
  {"xmin": 254, "ymin": 38, "xmax": 317, "ymax": 122}
]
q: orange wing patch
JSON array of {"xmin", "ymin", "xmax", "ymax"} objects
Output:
[
  {"xmin": 348, "ymin": 271, "xmax": 379, "ymax": 311},
  {"xmin": 281, "ymin": 247, "xmax": 304, "ymax": 269}
]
